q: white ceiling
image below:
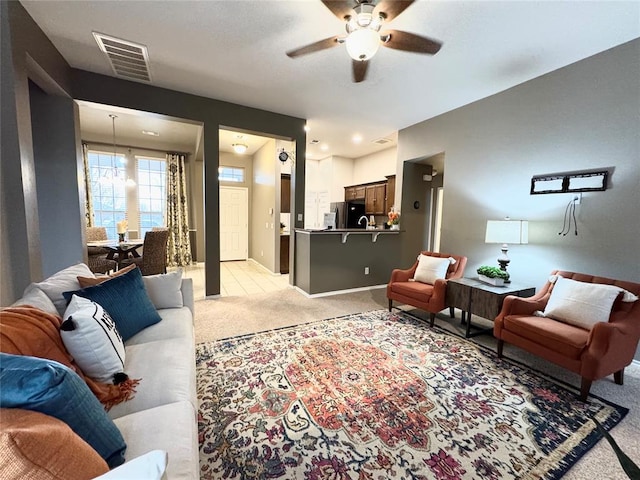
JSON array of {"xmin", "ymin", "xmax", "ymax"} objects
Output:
[{"xmin": 21, "ymin": 0, "xmax": 640, "ymax": 160}]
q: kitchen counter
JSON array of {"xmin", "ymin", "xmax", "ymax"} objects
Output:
[
  {"xmin": 296, "ymin": 228, "xmax": 400, "ymax": 244},
  {"xmin": 294, "ymin": 228, "xmax": 401, "ymax": 295}
]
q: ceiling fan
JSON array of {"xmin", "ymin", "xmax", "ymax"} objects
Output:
[{"xmin": 286, "ymin": 0, "xmax": 442, "ymax": 83}]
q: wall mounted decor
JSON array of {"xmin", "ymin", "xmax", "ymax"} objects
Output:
[{"xmin": 530, "ymin": 169, "xmax": 609, "ymax": 195}]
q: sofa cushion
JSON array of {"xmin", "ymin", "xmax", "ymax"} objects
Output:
[
  {"xmin": 125, "ymin": 307, "xmax": 194, "ymax": 346},
  {"xmin": 0, "ymin": 353, "xmax": 127, "ymax": 468},
  {"xmin": 543, "ymin": 276, "xmax": 623, "ymax": 329},
  {"xmin": 107, "ymin": 337, "xmax": 196, "ymax": 419},
  {"xmin": 0, "ymin": 408, "xmax": 109, "ymax": 480},
  {"xmin": 30, "ymin": 263, "xmax": 94, "ymax": 316},
  {"xmin": 413, "ymin": 255, "xmax": 451, "ymax": 285},
  {"xmin": 142, "ymin": 269, "xmax": 184, "ymax": 310},
  {"xmin": 61, "ymin": 295, "xmax": 127, "ymax": 383},
  {"xmin": 63, "ymin": 266, "xmax": 162, "ymax": 342},
  {"xmin": 113, "ymin": 401, "xmax": 198, "ymax": 480},
  {"xmin": 503, "ymin": 315, "xmax": 589, "ymax": 359},
  {"xmin": 11, "ymin": 286, "xmax": 58, "ymax": 316}
]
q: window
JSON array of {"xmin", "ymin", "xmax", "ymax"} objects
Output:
[
  {"xmin": 219, "ymin": 166, "xmax": 244, "ymax": 183},
  {"xmin": 88, "ymin": 151, "xmax": 166, "ymax": 240},
  {"xmin": 137, "ymin": 157, "xmax": 166, "ymax": 238},
  {"xmin": 89, "ymin": 151, "xmax": 127, "ymax": 240}
]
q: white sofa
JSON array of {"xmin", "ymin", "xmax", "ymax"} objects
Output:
[{"xmin": 10, "ymin": 263, "xmax": 199, "ymax": 479}]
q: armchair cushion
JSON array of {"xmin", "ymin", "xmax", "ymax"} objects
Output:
[
  {"xmin": 543, "ymin": 276, "xmax": 633, "ymax": 330},
  {"xmin": 389, "ymin": 281, "xmax": 434, "ymax": 300},
  {"xmin": 414, "ymin": 255, "xmax": 453, "ymax": 285}
]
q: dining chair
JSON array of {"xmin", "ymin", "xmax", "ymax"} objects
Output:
[
  {"xmin": 119, "ymin": 230, "xmax": 169, "ymax": 275},
  {"xmin": 86, "ymin": 226, "xmax": 117, "ymax": 274}
]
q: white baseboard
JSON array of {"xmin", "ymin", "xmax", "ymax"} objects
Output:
[
  {"xmin": 632, "ymin": 359, "xmax": 640, "ymax": 368},
  {"xmin": 247, "ymin": 258, "xmax": 283, "ymax": 276},
  {"xmin": 295, "ymin": 284, "xmax": 386, "ymax": 299}
]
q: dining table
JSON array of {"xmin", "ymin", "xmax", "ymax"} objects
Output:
[{"xmin": 87, "ymin": 239, "xmax": 144, "ymax": 269}]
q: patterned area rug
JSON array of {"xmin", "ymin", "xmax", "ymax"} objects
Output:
[{"xmin": 196, "ymin": 310, "xmax": 627, "ymax": 479}]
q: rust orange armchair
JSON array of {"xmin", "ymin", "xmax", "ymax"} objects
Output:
[
  {"xmin": 494, "ymin": 270, "xmax": 640, "ymax": 401},
  {"xmin": 387, "ymin": 251, "xmax": 467, "ymax": 326}
]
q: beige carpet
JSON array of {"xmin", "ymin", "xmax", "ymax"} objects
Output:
[{"xmin": 194, "ymin": 286, "xmax": 640, "ymax": 479}]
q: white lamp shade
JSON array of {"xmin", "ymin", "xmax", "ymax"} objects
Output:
[
  {"xmin": 345, "ymin": 28, "xmax": 381, "ymax": 61},
  {"xmin": 485, "ymin": 220, "xmax": 529, "ymax": 244}
]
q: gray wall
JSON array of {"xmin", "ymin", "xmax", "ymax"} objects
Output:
[
  {"xmin": 399, "ymin": 162, "xmax": 434, "ymax": 267},
  {"xmin": 250, "ymin": 139, "xmax": 277, "ymax": 271},
  {"xmin": 398, "ymin": 39, "xmax": 640, "ymax": 358},
  {"xmin": 1, "ymin": 2, "xmax": 307, "ymax": 301},
  {"xmin": 29, "ymin": 81, "xmax": 85, "ymax": 277},
  {"xmin": 1, "ymin": 1, "xmax": 76, "ymax": 304}
]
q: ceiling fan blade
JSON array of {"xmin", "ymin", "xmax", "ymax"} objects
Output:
[
  {"xmin": 373, "ymin": 0, "xmax": 415, "ymax": 22},
  {"xmin": 381, "ymin": 30, "xmax": 442, "ymax": 54},
  {"xmin": 286, "ymin": 36, "xmax": 340, "ymax": 58},
  {"xmin": 352, "ymin": 59, "xmax": 369, "ymax": 83},
  {"xmin": 321, "ymin": 0, "xmax": 355, "ymax": 20}
]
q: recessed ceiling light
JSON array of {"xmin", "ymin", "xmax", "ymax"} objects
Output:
[
  {"xmin": 142, "ymin": 130, "xmax": 159, "ymax": 136},
  {"xmin": 304, "ymin": 125, "xmax": 310, "ymax": 132},
  {"xmin": 310, "ymin": 139, "xmax": 320, "ymax": 145},
  {"xmin": 352, "ymin": 134, "xmax": 362, "ymax": 144},
  {"xmin": 320, "ymin": 144, "xmax": 329, "ymax": 151}
]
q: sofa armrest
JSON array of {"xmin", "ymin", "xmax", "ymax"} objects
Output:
[{"xmin": 180, "ymin": 278, "xmax": 194, "ymax": 318}]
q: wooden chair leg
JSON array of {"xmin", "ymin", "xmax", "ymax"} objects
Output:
[
  {"xmin": 497, "ymin": 339, "xmax": 504, "ymax": 358},
  {"xmin": 429, "ymin": 312, "xmax": 436, "ymax": 328},
  {"xmin": 449, "ymin": 307, "xmax": 455, "ymax": 318},
  {"xmin": 614, "ymin": 369, "xmax": 624, "ymax": 385},
  {"xmin": 388, "ymin": 299, "xmax": 393, "ymax": 312},
  {"xmin": 579, "ymin": 378, "xmax": 592, "ymax": 401}
]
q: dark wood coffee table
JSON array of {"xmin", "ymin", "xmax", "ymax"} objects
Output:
[{"xmin": 446, "ymin": 278, "xmax": 535, "ymax": 338}]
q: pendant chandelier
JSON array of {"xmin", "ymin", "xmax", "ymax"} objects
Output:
[{"xmin": 99, "ymin": 114, "xmax": 136, "ymax": 187}]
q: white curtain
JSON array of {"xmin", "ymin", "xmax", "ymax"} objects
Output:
[
  {"xmin": 82, "ymin": 143, "xmax": 94, "ymax": 227},
  {"xmin": 165, "ymin": 153, "xmax": 192, "ymax": 266}
]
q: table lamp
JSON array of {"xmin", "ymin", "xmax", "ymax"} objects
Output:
[{"xmin": 485, "ymin": 219, "xmax": 528, "ymax": 282}]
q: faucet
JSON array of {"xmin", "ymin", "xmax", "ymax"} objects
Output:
[{"xmin": 358, "ymin": 215, "xmax": 368, "ymax": 228}]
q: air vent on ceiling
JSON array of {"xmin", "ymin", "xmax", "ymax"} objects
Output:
[
  {"xmin": 373, "ymin": 137, "xmax": 392, "ymax": 145},
  {"xmin": 92, "ymin": 32, "xmax": 151, "ymax": 83}
]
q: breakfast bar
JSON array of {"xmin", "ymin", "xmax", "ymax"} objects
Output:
[{"xmin": 295, "ymin": 228, "xmax": 401, "ymax": 295}]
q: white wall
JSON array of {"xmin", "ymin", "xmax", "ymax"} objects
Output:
[
  {"xmin": 352, "ymin": 147, "xmax": 397, "ymax": 186},
  {"xmin": 398, "ymin": 39, "xmax": 640, "ymax": 290}
]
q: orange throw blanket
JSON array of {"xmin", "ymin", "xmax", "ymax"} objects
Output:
[{"xmin": 0, "ymin": 306, "xmax": 139, "ymax": 410}]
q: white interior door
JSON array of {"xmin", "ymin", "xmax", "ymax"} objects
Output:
[{"xmin": 220, "ymin": 186, "xmax": 248, "ymax": 261}]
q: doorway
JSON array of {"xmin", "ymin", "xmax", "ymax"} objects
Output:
[{"xmin": 220, "ymin": 186, "xmax": 248, "ymax": 261}]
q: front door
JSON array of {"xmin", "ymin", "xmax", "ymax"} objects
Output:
[{"xmin": 220, "ymin": 186, "xmax": 248, "ymax": 261}]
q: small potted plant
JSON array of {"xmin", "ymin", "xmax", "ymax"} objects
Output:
[{"xmin": 477, "ymin": 265, "xmax": 510, "ymax": 286}]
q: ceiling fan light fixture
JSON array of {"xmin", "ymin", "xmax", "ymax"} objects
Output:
[
  {"xmin": 232, "ymin": 143, "xmax": 248, "ymax": 154},
  {"xmin": 345, "ymin": 28, "xmax": 381, "ymax": 61}
]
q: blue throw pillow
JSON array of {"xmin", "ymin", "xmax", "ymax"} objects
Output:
[
  {"xmin": 63, "ymin": 266, "xmax": 161, "ymax": 341},
  {"xmin": 0, "ymin": 353, "xmax": 126, "ymax": 468}
]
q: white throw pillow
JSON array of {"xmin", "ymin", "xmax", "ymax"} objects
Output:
[
  {"xmin": 142, "ymin": 269, "xmax": 184, "ymax": 310},
  {"xmin": 543, "ymin": 276, "xmax": 622, "ymax": 330},
  {"xmin": 32, "ymin": 263, "xmax": 94, "ymax": 316},
  {"xmin": 61, "ymin": 295, "xmax": 126, "ymax": 383},
  {"xmin": 413, "ymin": 255, "xmax": 452, "ymax": 285},
  {"xmin": 93, "ymin": 450, "xmax": 168, "ymax": 480}
]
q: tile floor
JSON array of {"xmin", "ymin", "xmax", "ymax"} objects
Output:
[{"xmin": 176, "ymin": 261, "xmax": 290, "ymax": 299}]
